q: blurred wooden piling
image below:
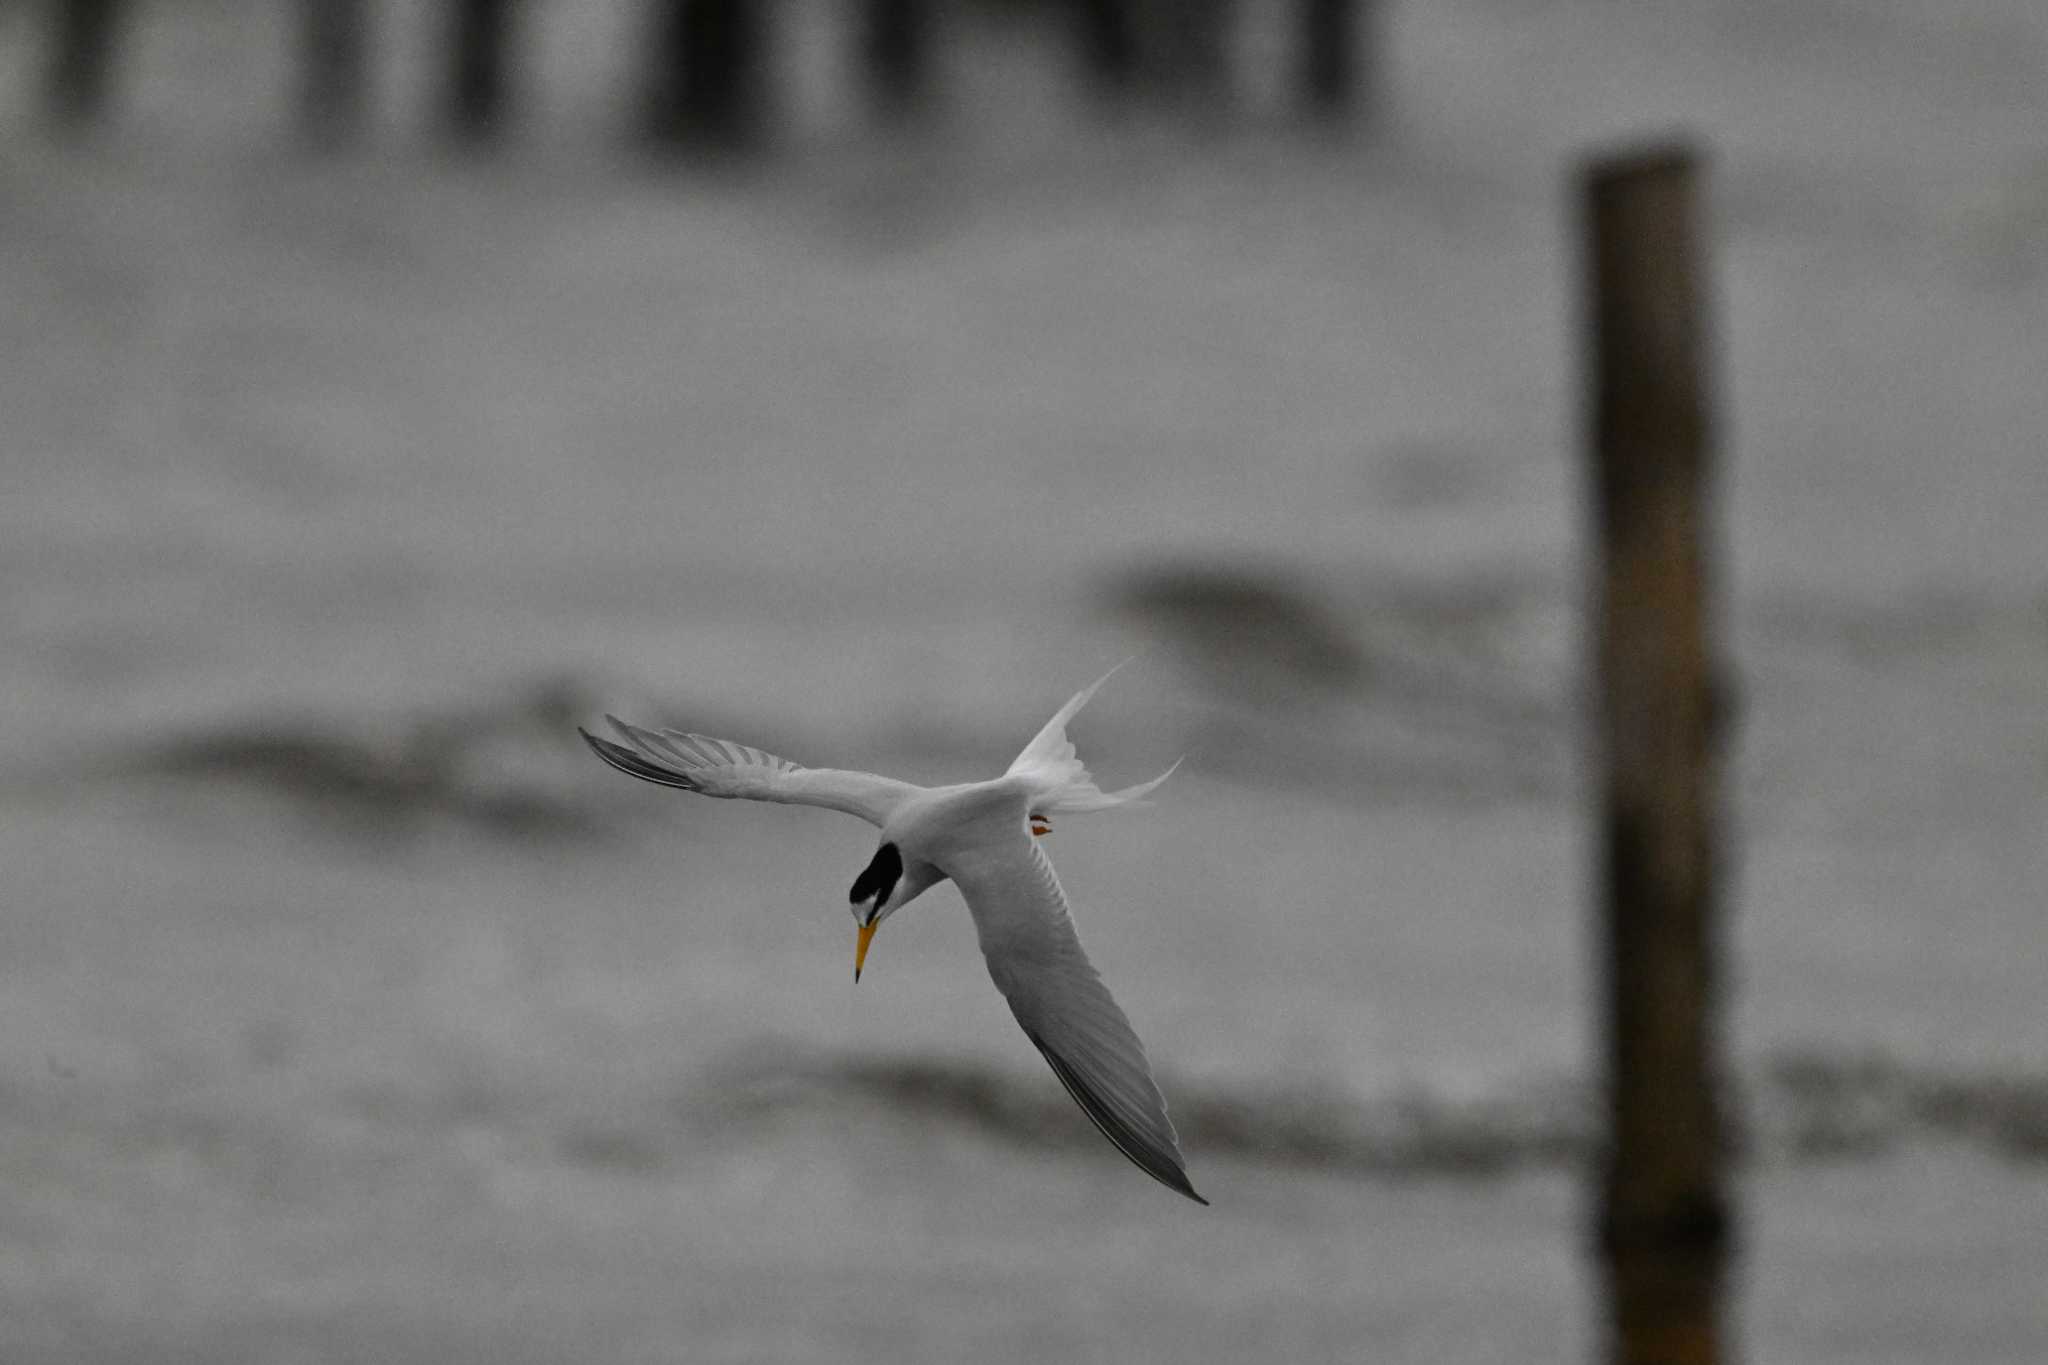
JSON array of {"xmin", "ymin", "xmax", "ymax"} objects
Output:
[
  {"xmin": 33, "ymin": 0, "xmax": 1392, "ymax": 149},
  {"xmin": 300, "ymin": 0, "xmax": 370, "ymax": 146},
  {"xmin": 1069, "ymin": 0, "xmax": 1232, "ymax": 110},
  {"xmin": 447, "ymin": 0, "xmax": 519, "ymax": 141},
  {"xmin": 643, "ymin": 0, "xmax": 770, "ymax": 151},
  {"xmin": 1300, "ymin": 0, "xmax": 1362, "ymax": 118},
  {"xmin": 1151, "ymin": 0, "xmax": 1232, "ymax": 113},
  {"xmin": 1071, "ymin": 0, "xmax": 1140, "ymax": 98},
  {"xmin": 45, "ymin": 0, "xmax": 126, "ymax": 129},
  {"xmin": 863, "ymin": 0, "xmax": 933, "ymax": 121},
  {"xmin": 1582, "ymin": 144, "xmax": 1732, "ymax": 1365}
]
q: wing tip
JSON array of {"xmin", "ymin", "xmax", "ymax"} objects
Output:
[
  {"xmin": 578, "ymin": 723, "xmax": 702, "ymax": 792},
  {"xmin": 1024, "ymin": 1026, "xmax": 1208, "ymax": 1206},
  {"xmin": 1148, "ymin": 1160, "xmax": 1211, "ymax": 1206},
  {"xmin": 1152, "ymin": 1155, "xmax": 1210, "ymax": 1206}
]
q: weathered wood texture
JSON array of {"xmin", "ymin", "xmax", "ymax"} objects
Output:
[{"xmin": 1583, "ymin": 145, "xmax": 1734, "ymax": 1365}]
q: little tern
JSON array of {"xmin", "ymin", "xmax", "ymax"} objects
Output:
[{"xmin": 579, "ymin": 668, "xmax": 1206, "ymax": 1204}]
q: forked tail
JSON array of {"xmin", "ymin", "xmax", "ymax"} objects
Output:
[{"xmin": 1005, "ymin": 664, "xmax": 1180, "ymax": 815}]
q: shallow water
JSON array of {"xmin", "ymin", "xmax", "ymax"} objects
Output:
[{"xmin": 4, "ymin": 0, "xmax": 2046, "ymax": 1359}]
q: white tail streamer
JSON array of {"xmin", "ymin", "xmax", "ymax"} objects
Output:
[{"xmin": 1005, "ymin": 663, "xmax": 1180, "ymax": 815}]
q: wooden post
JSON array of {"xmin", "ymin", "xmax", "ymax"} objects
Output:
[
  {"xmin": 301, "ymin": 0, "xmax": 370, "ymax": 146},
  {"xmin": 643, "ymin": 0, "xmax": 769, "ymax": 152},
  {"xmin": 447, "ymin": 0, "xmax": 518, "ymax": 141},
  {"xmin": 1300, "ymin": 0, "xmax": 1361, "ymax": 118},
  {"xmin": 1071, "ymin": 0, "xmax": 1139, "ymax": 99},
  {"xmin": 46, "ymin": 0, "xmax": 127, "ymax": 129},
  {"xmin": 862, "ymin": 0, "xmax": 931, "ymax": 121},
  {"xmin": 1143, "ymin": 0, "xmax": 1231, "ymax": 114},
  {"xmin": 1583, "ymin": 144, "xmax": 1733, "ymax": 1365}
]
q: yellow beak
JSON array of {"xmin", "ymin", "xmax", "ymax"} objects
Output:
[{"xmin": 854, "ymin": 918, "xmax": 879, "ymax": 982}]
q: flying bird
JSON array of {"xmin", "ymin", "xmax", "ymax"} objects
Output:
[{"xmin": 579, "ymin": 668, "xmax": 1205, "ymax": 1204}]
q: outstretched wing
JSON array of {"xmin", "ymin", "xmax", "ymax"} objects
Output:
[
  {"xmin": 580, "ymin": 717, "xmax": 917, "ymax": 828},
  {"xmin": 949, "ymin": 832, "xmax": 1206, "ymax": 1204}
]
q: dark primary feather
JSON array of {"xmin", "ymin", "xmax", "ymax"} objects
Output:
[
  {"xmin": 578, "ymin": 728, "xmax": 701, "ymax": 791},
  {"xmin": 1026, "ymin": 1028, "xmax": 1209, "ymax": 1205}
]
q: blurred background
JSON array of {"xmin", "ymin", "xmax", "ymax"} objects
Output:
[{"xmin": 3, "ymin": 1, "xmax": 2045, "ymax": 1361}]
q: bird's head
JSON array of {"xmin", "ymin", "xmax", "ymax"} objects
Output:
[{"xmin": 848, "ymin": 841, "xmax": 938, "ymax": 981}]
